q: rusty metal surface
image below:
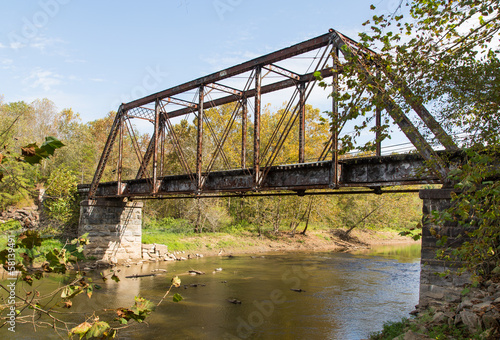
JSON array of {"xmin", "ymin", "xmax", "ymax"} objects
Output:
[
  {"xmin": 253, "ymin": 66, "xmax": 261, "ymax": 188},
  {"xmin": 197, "ymin": 86, "xmax": 204, "ymax": 192},
  {"xmin": 83, "ymin": 153, "xmax": 462, "ymax": 198},
  {"xmin": 86, "ymin": 29, "xmax": 459, "ymax": 200},
  {"xmin": 162, "ymin": 68, "xmax": 335, "ymax": 120},
  {"xmin": 298, "ymin": 82, "xmax": 305, "ymax": 163}
]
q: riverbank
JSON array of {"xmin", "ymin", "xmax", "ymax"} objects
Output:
[
  {"xmin": 370, "ymin": 280, "xmax": 500, "ymax": 340},
  {"xmin": 139, "ymin": 227, "xmax": 418, "ymax": 260}
]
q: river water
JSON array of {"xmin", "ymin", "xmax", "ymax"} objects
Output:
[{"xmin": 5, "ymin": 243, "xmax": 421, "ymax": 340}]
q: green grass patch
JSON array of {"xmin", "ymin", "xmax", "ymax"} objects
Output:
[
  {"xmin": 142, "ymin": 231, "xmax": 200, "ymax": 252},
  {"xmin": 369, "ymin": 318, "xmax": 409, "ymax": 340}
]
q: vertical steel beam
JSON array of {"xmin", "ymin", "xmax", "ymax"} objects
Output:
[
  {"xmin": 330, "ymin": 48, "xmax": 339, "ymax": 188},
  {"xmin": 298, "ymin": 82, "xmax": 306, "ymax": 163},
  {"xmin": 376, "ymin": 106, "xmax": 382, "ymax": 157},
  {"xmin": 375, "ymin": 71, "xmax": 382, "ymax": 157},
  {"xmin": 117, "ymin": 113, "xmax": 124, "ymax": 195},
  {"xmin": 152, "ymin": 99, "xmax": 160, "ymax": 194},
  {"xmin": 197, "ymin": 86, "xmax": 204, "ymax": 192},
  {"xmin": 241, "ymin": 97, "xmax": 247, "ymax": 169},
  {"xmin": 159, "ymin": 122, "xmax": 165, "ymax": 177},
  {"xmin": 253, "ymin": 67, "xmax": 261, "ymax": 188}
]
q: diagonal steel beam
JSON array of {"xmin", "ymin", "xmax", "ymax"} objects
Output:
[
  {"xmin": 161, "ymin": 97, "xmax": 198, "ymax": 109},
  {"xmin": 336, "ymin": 32, "xmax": 457, "ymax": 151},
  {"xmin": 89, "ymin": 106, "xmax": 124, "ymax": 198},
  {"xmin": 263, "ymin": 64, "xmax": 301, "ymax": 80},
  {"xmin": 332, "ymin": 32, "xmax": 450, "ymax": 180},
  {"xmin": 122, "ymin": 32, "xmax": 335, "ymax": 111},
  {"xmin": 206, "ymin": 83, "xmax": 243, "ymax": 96}
]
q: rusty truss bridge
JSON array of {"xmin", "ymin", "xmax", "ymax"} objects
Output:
[{"xmin": 82, "ymin": 29, "xmax": 460, "ymax": 200}]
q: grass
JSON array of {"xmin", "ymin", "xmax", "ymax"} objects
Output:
[
  {"xmin": 369, "ymin": 311, "xmax": 482, "ymax": 340},
  {"xmin": 369, "ymin": 318, "xmax": 410, "ymax": 340},
  {"xmin": 142, "ymin": 231, "xmax": 196, "ymax": 251}
]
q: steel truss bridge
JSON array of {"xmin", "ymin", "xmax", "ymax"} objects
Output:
[{"xmin": 81, "ymin": 29, "xmax": 460, "ymax": 200}]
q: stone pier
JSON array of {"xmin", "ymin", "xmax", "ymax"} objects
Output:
[
  {"xmin": 78, "ymin": 199, "xmax": 143, "ymax": 262},
  {"xmin": 419, "ymin": 189, "xmax": 471, "ymax": 308}
]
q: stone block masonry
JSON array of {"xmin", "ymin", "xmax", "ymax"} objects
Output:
[
  {"xmin": 419, "ymin": 189, "xmax": 471, "ymax": 308},
  {"xmin": 79, "ymin": 199, "xmax": 143, "ymax": 262}
]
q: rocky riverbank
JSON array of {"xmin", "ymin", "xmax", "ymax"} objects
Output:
[{"xmin": 373, "ymin": 279, "xmax": 500, "ymax": 339}]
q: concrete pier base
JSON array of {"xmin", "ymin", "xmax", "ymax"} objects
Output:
[
  {"xmin": 419, "ymin": 189, "xmax": 471, "ymax": 308},
  {"xmin": 78, "ymin": 199, "xmax": 143, "ymax": 262}
]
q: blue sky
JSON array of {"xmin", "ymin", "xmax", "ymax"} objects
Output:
[{"xmin": 0, "ymin": 0, "xmax": 400, "ymax": 123}]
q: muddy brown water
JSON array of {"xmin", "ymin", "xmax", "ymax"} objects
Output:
[{"xmin": 3, "ymin": 243, "xmax": 421, "ymax": 339}]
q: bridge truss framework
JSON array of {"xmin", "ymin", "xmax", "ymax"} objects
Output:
[{"xmin": 85, "ymin": 29, "xmax": 458, "ymax": 199}]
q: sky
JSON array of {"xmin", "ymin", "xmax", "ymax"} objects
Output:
[{"xmin": 0, "ymin": 0, "xmax": 406, "ymax": 125}]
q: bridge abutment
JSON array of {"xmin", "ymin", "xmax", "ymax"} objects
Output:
[
  {"xmin": 419, "ymin": 189, "xmax": 470, "ymax": 308},
  {"xmin": 78, "ymin": 199, "xmax": 143, "ymax": 262}
]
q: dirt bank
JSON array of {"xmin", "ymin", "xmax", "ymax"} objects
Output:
[{"xmin": 158, "ymin": 228, "xmax": 418, "ymax": 259}]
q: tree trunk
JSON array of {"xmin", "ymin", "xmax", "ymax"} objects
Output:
[
  {"xmin": 301, "ymin": 198, "xmax": 314, "ymax": 235},
  {"xmin": 345, "ymin": 202, "xmax": 383, "ymax": 237},
  {"xmin": 195, "ymin": 198, "xmax": 201, "ymax": 233},
  {"xmin": 274, "ymin": 197, "xmax": 281, "ymax": 234}
]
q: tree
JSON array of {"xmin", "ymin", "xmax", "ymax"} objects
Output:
[{"xmin": 350, "ymin": 0, "xmax": 499, "ymax": 280}]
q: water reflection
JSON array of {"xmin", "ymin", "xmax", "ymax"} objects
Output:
[{"xmin": 2, "ymin": 244, "xmax": 421, "ymax": 340}]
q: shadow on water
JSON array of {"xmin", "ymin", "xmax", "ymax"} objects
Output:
[{"xmin": 354, "ymin": 242, "xmax": 422, "ymax": 261}]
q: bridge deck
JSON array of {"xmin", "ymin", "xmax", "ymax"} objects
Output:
[{"xmin": 79, "ymin": 152, "xmax": 462, "ymax": 199}]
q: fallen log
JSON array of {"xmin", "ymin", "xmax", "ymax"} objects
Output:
[{"xmin": 125, "ymin": 273, "xmax": 157, "ymax": 279}]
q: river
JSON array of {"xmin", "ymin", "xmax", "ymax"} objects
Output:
[{"xmin": 4, "ymin": 243, "xmax": 421, "ymax": 339}]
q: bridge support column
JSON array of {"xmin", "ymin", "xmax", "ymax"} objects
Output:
[
  {"xmin": 78, "ymin": 199, "xmax": 143, "ymax": 262},
  {"xmin": 418, "ymin": 189, "xmax": 470, "ymax": 309}
]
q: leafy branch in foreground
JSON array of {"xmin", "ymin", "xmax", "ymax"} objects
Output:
[
  {"xmin": 433, "ymin": 148, "xmax": 500, "ymax": 282},
  {"xmin": 0, "ymin": 230, "xmax": 183, "ymax": 339}
]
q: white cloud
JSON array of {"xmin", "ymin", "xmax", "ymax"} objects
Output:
[
  {"xmin": 10, "ymin": 41, "xmax": 25, "ymax": 50},
  {"xmin": 26, "ymin": 68, "xmax": 64, "ymax": 91},
  {"xmin": 29, "ymin": 35, "xmax": 65, "ymax": 53},
  {"xmin": 65, "ymin": 59, "xmax": 86, "ymax": 64},
  {"xmin": 0, "ymin": 58, "xmax": 14, "ymax": 70},
  {"xmin": 90, "ymin": 78, "xmax": 105, "ymax": 82}
]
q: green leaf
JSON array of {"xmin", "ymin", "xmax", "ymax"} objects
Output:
[
  {"xmin": 40, "ymin": 136, "xmax": 65, "ymax": 156},
  {"xmin": 86, "ymin": 321, "xmax": 110, "ymax": 339},
  {"xmin": 111, "ymin": 274, "xmax": 120, "ymax": 283},
  {"xmin": 86, "ymin": 284, "xmax": 93, "ymax": 299},
  {"xmin": 61, "ymin": 285, "xmax": 83, "ymax": 299},
  {"xmin": 17, "ymin": 230, "xmax": 42, "ymax": 249},
  {"xmin": 171, "ymin": 276, "xmax": 181, "ymax": 288},
  {"xmin": 70, "ymin": 322, "xmax": 92, "ymax": 339},
  {"xmin": 172, "ymin": 293, "xmax": 183, "ymax": 303},
  {"xmin": 21, "ymin": 137, "xmax": 64, "ymax": 164}
]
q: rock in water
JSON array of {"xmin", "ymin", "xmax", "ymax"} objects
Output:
[{"xmin": 227, "ymin": 298, "xmax": 241, "ymax": 304}]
